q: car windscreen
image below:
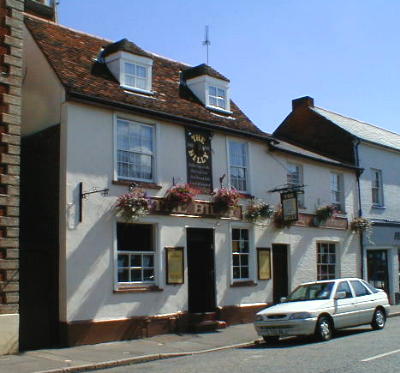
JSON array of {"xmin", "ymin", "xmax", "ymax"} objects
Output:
[{"xmin": 287, "ymin": 282, "xmax": 335, "ymax": 302}]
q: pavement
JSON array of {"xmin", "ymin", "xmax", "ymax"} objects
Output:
[{"xmin": 1, "ymin": 305, "xmax": 399, "ymax": 373}]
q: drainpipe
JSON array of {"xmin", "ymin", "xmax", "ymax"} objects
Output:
[{"xmin": 353, "ymin": 138, "xmax": 364, "ymax": 278}]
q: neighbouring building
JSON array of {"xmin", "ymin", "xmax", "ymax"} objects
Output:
[
  {"xmin": 20, "ymin": 15, "xmax": 361, "ymax": 350},
  {"xmin": 274, "ymin": 96, "xmax": 400, "ymax": 304}
]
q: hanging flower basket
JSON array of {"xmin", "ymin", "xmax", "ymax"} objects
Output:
[
  {"xmin": 350, "ymin": 217, "xmax": 372, "ymax": 232},
  {"xmin": 273, "ymin": 205, "xmax": 295, "ymax": 229},
  {"xmin": 313, "ymin": 204, "xmax": 338, "ymax": 225},
  {"xmin": 164, "ymin": 183, "xmax": 199, "ymax": 211},
  {"xmin": 244, "ymin": 199, "xmax": 274, "ymax": 223},
  {"xmin": 212, "ymin": 187, "xmax": 240, "ymax": 214},
  {"xmin": 115, "ymin": 189, "xmax": 152, "ymax": 222}
]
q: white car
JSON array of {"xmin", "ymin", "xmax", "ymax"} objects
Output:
[{"xmin": 254, "ymin": 278, "xmax": 390, "ymax": 343}]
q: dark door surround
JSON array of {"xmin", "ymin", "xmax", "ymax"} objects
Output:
[
  {"xmin": 272, "ymin": 244, "xmax": 289, "ymax": 304},
  {"xmin": 367, "ymin": 249, "xmax": 390, "ymax": 296},
  {"xmin": 186, "ymin": 228, "xmax": 216, "ymax": 313}
]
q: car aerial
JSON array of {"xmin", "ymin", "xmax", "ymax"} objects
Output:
[{"xmin": 254, "ymin": 278, "xmax": 390, "ymax": 344}]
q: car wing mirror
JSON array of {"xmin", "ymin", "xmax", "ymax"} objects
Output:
[
  {"xmin": 280, "ymin": 297, "xmax": 287, "ymax": 303},
  {"xmin": 335, "ymin": 291, "xmax": 347, "ymax": 300}
]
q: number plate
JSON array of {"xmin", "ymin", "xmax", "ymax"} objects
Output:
[{"xmin": 261, "ymin": 327, "xmax": 289, "ymax": 335}]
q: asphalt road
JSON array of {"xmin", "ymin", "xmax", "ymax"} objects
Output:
[{"xmin": 97, "ymin": 318, "xmax": 400, "ymax": 373}]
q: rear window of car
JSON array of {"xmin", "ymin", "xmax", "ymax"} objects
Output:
[
  {"xmin": 362, "ymin": 280, "xmax": 380, "ymax": 294},
  {"xmin": 350, "ymin": 280, "xmax": 370, "ymax": 297}
]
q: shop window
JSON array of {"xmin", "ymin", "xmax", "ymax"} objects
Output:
[{"xmin": 117, "ymin": 223, "xmax": 155, "ymax": 284}]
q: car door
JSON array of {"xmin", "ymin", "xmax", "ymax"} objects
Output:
[
  {"xmin": 333, "ymin": 280, "xmax": 357, "ymax": 329},
  {"xmin": 349, "ymin": 280, "xmax": 375, "ymax": 325}
]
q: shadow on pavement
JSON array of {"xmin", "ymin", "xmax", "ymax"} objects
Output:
[{"xmin": 244, "ymin": 327, "xmax": 374, "ymax": 349}]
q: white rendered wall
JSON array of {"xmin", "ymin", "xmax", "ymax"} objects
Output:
[{"xmin": 22, "ymin": 26, "xmax": 65, "ymax": 136}]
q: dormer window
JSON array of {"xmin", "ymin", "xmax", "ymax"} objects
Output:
[
  {"xmin": 123, "ymin": 62, "xmax": 148, "ymax": 91},
  {"xmin": 208, "ymin": 86, "xmax": 226, "ymax": 109},
  {"xmin": 182, "ymin": 64, "xmax": 232, "ymax": 114},
  {"xmin": 103, "ymin": 39, "xmax": 153, "ymax": 94}
]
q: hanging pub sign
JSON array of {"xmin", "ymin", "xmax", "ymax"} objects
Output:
[
  {"xmin": 186, "ymin": 128, "xmax": 213, "ymax": 192},
  {"xmin": 281, "ymin": 191, "xmax": 298, "ymax": 222}
]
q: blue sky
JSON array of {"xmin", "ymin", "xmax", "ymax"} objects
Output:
[{"xmin": 58, "ymin": 1, "xmax": 400, "ymax": 135}]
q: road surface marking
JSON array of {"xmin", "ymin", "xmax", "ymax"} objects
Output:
[{"xmin": 361, "ymin": 348, "xmax": 400, "ymax": 362}]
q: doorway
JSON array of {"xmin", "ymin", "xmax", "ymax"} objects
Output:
[
  {"xmin": 187, "ymin": 228, "xmax": 216, "ymax": 313},
  {"xmin": 272, "ymin": 244, "xmax": 289, "ymax": 304},
  {"xmin": 367, "ymin": 250, "xmax": 389, "ymax": 295}
]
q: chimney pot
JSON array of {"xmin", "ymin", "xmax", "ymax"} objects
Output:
[{"xmin": 292, "ymin": 96, "xmax": 314, "ymax": 111}]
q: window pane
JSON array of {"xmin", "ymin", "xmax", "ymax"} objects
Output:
[
  {"xmin": 241, "ymin": 267, "xmax": 249, "ymax": 278},
  {"xmin": 143, "ymin": 255, "xmax": 154, "ymax": 267},
  {"xmin": 136, "ymin": 65, "xmax": 147, "ymax": 78},
  {"xmin": 118, "ymin": 254, "xmax": 129, "ymax": 268},
  {"xmin": 241, "ymin": 254, "xmax": 248, "ymax": 266},
  {"xmin": 117, "ymin": 224, "xmax": 153, "ymax": 251},
  {"xmin": 209, "ymin": 86, "xmax": 216, "ymax": 96},
  {"xmin": 131, "ymin": 255, "xmax": 141, "ymax": 267},
  {"xmin": 125, "ymin": 62, "xmax": 135, "ymax": 75},
  {"xmin": 232, "ymin": 229, "xmax": 240, "ymax": 240},
  {"xmin": 118, "ymin": 269, "xmax": 129, "ymax": 282},
  {"xmin": 232, "ymin": 255, "xmax": 240, "ymax": 266},
  {"xmin": 233, "ymin": 267, "xmax": 240, "ymax": 279},
  {"xmin": 131, "ymin": 269, "xmax": 142, "ymax": 282},
  {"xmin": 143, "ymin": 269, "xmax": 154, "ymax": 282}
]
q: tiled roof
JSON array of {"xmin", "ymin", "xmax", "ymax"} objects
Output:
[
  {"xmin": 312, "ymin": 107, "xmax": 400, "ymax": 151},
  {"xmin": 269, "ymin": 138, "xmax": 357, "ymax": 169},
  {"xmin": 25, "ymin": 16, "xmax": 266, "ymax": 138},
  {"xmin": 102, "ymin": 38, "xmax": 152, "ymax": 59},
  {"xmin": 181, "ymin": 64, "xmax": 230, "ymax": 82}
]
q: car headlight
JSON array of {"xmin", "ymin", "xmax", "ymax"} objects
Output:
[
  {"xmin": 289, "ymin": 312, "xmax": 313, "ymax": 320},
  {"xmin": 255, "ymin": 315, "xmax": 264, "ymax": 321}
]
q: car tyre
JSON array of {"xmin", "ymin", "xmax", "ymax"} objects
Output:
[
  {"xmin": 315, "ymin": 316, "xmax": 333, "ymax": 341},
  {"xmin": 263, "ymin": 336, "xmax": 279, "ymax": 345},
  {"xmin": 371, "ymin": 308, "xmax": 386, "ymax": 330}
]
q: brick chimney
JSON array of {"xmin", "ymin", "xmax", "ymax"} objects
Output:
[
  {"xmin": 292, "ymin": 96, "xmax": 314, "ymax": 111},
  {"xmin": 24, "ymin": 0, "xmax": 57, "ymax": 22}
]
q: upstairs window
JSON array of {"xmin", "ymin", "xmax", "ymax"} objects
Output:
[
  {"xmin": 287, "ymin": 163, "xmax": 304, "ymax": 207},
  {"xmin": 123, "ymin": 62, "xmax": 148, "ymax": 91},
  {"xmin": 331, "ymin": 173, "xmax": 344, "ymax": 212},
  {"xmin": 371, "ymin": 169, "xmax": 384, "ymax": 207},
  {"xmin": 116, "ymin": 119, "xmax": 154, "ymax": 181},
  {"xmin": 229, "ymin": 140, "xmax": 248, "ymax": 192},
  {"xmin": 208, "ymin": 86, "xmax": 226, "ymax": 110}
]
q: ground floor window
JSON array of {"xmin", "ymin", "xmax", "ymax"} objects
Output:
[
  {"xmin": 317, "ymin": 242, "xmax": 336, "ymax": 280},
  {"xmin": 232, "ymin": 228, "xmax": 249, "ymax": 280},
  {"xmin": 117, "ymin": 223, "xmax": 155, "ymax": 283}
]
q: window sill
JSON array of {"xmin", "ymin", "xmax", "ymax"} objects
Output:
[
  {"xmin": 372, "ymin": 205, "xmax": 386, "ymax": 210},
  {"xmin": 121, "ymin": 85, "xmax": 154, "ymax": 96},
  {"xmin": 230, "ymin": 280, "xmax": 257, "ymax": 288},
  {"xmin": 114, "ymin": 285, "xmax": 163, "ymax": 293},
  {"xmin": 206, "ymin": 105, "xmax": 233, "ymax": 115},
  {"xmin": 113, "ymin": 179, "xmax": 162, "ymax": 190},
  {"xmin": 238, "ymin": 193, "xmax": 254, "ymax": 199}
]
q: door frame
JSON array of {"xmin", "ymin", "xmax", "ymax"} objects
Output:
[
  {"xmin": 186, "ymin": 227, "xmax": 216, "ymax": 313},
  {"xmin": 272, "ymin": 243, "xmax": 290, "ymax": 304}
]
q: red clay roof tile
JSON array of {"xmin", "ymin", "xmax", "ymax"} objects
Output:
[{"xmin": 25, "ymin": 16, "xmax": 267, "ymax": 137}]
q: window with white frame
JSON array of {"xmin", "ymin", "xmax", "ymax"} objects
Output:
[
  {"xmin": 116, "ymin": 118, "xmax": 154, "ymax": 181},
  {"xmin": 287, "ymin": 163, "xmax": 304, "ymax": 207},
  {"xmin": 371, "ymin": 169, "xmax": 384, "ymax": 206},
  {"xmin": 331, "ymin": 172, "xmax": 344, "ymax": 212},
  {"xmin": 317, "ymin": 242, "xmax": 337, "ymax": 280},
  {"xmin": 117, "ymin": 223, "xmax": 155, "ymax": 284},
  {"xmin": 229, "ymin": 140, "xmax": 248, "ymax": 192},
  {"xmin": 208, "ymin": 86, "xmax": 227, "ymax": 110},
  {"xmin": 123, "ymin": 62, "xmax": 149, "ymax": 91},
  {"xmin": 232, "ymin": 228, "xmax": 250, "ymax": 280}
]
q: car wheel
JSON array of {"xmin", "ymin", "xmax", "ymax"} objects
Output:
[
  {"xmin": 315, "ymin": 316, "xmax": 333, "ymax": 341},
  {"xmin": 263, "ymin": 336, "xmax": 279, "ymax": 344},
  {"xmin": 371, "ymin": 308, "xmax": 386, "ymax": 330}
]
